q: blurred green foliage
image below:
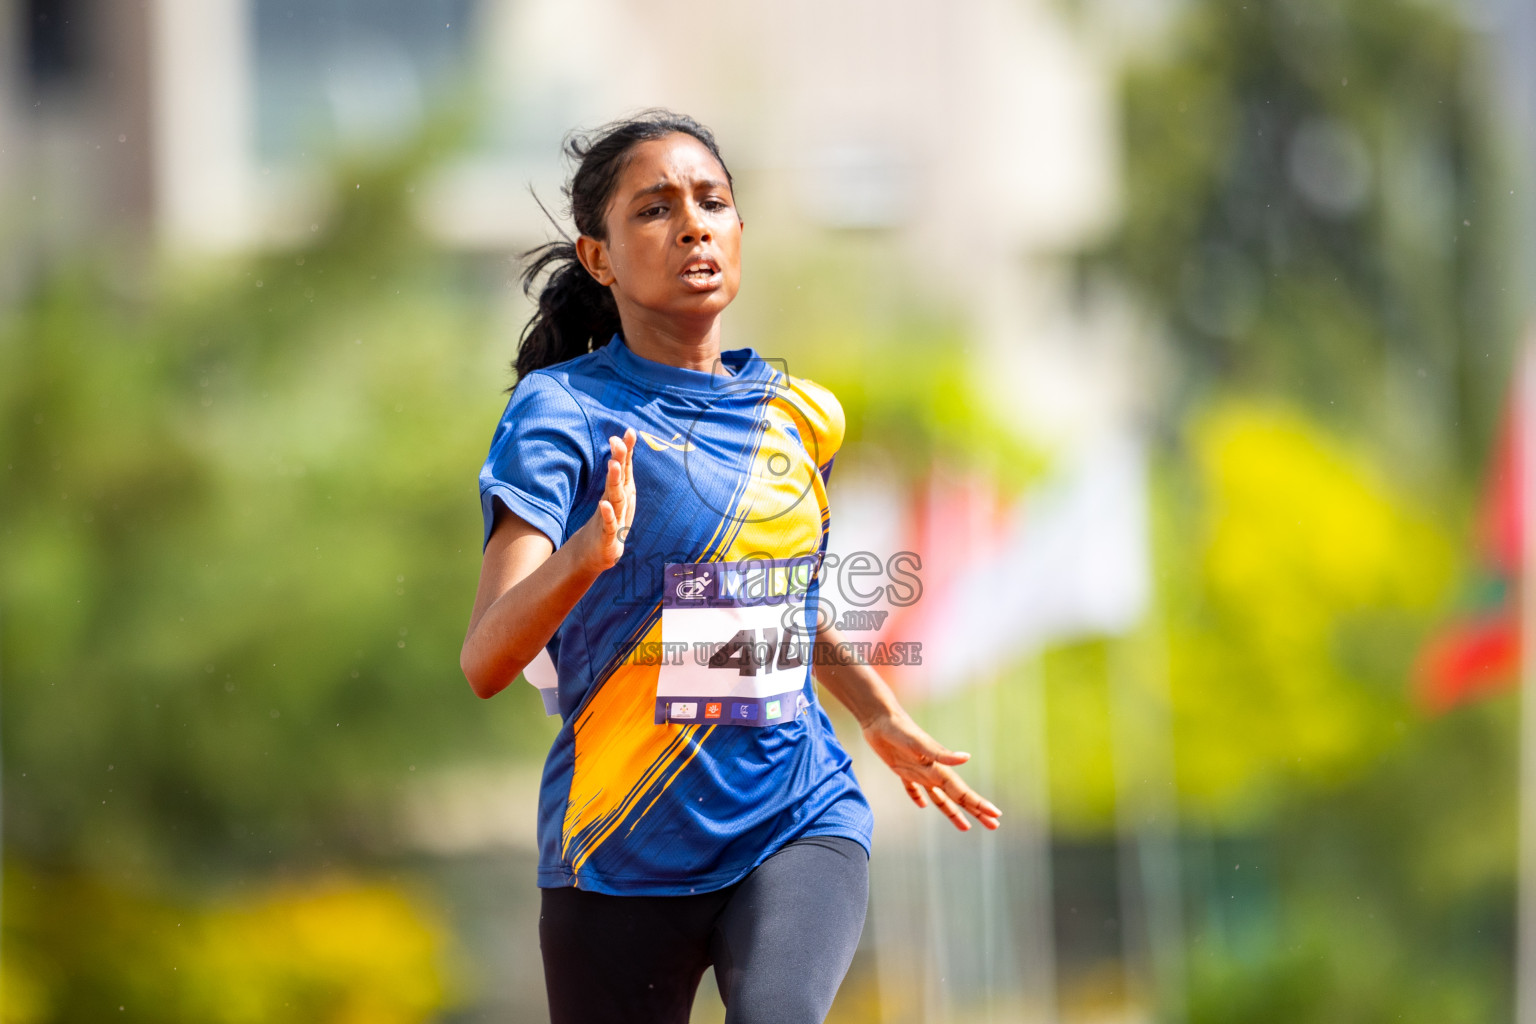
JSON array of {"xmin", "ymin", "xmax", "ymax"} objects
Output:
[
  {"xmin": 1181, "ymin": 701, "xmax": 1515, "ymax": 1024},
  {"xmin": 1100, "ymin": 0, "xmax": 1516, "ymax": 467},
  {"xmin": 980, "ymin": 403, "xmax": 1455, "ymax": 831},
  {"xmin": 0, "ymin": 148, "xmax": 554, "ymax": 882},
  {"xmin": 739, "ymin": 235, "xmax": 1051, "ymax": 491}
]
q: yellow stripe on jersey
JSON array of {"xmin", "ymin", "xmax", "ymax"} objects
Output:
[{"xmin": 720, "ymin": 375, "xmax": 844, "ymax": 559}]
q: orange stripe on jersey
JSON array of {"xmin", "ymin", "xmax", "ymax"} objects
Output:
[{"xmin": 562, "ymin": 620, "xmax": 693, "ymax": 875}]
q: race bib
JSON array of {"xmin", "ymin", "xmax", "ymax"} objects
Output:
[{"xmin": 654, "ymin": 556, "xmax": 819, "ymax": 727}]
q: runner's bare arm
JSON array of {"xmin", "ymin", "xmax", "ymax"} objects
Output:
[
  {"xmin": 812, "ymin": 624, "xmax": 1002, "ymax": 832},
  {"xmin": 461, "ymin": 429, "xmax": 637, "ymax": 699}
]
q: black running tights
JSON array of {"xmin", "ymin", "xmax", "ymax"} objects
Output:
[{"xmin": 539, "ymin": 835, "xmax": 869, "ymax": 1024}]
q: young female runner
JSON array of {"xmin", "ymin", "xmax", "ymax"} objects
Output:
[{"xmin": 461, "ymin": 110, "xmax": 1000, "ymax": 1024}]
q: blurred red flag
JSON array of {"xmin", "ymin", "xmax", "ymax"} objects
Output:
[{"xmin": 1414, "ymin": 373, "xmax": 1523, "ymax": 713}]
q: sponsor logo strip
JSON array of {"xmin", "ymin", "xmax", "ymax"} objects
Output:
[{"xmin": 654, "ymin": 690, "xmax": 803, "ymax": 727}]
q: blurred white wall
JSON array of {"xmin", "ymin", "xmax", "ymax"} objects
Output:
[
  {"xmin": 440, "ymin": 0, "xmax": 1117, "ymax": 251},
  {"xmin": 152, "ymin": 0, "xmax": 252, "ymax": 253}
]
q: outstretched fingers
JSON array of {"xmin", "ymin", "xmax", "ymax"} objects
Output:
[
  {"xmin": 899, "ymin": 724, "xmax": 1002, "ymax": 830},
  {"xmin": 930, "ymin": 768, "xmax": 1002, "ymax": 830},
  {"xmin": 927, "ymin": 786, "xmax": 972, "ymax": 831},
  {"xmin": 898, "ymin": 752, "xmax": 1001, "ymax": 831}
]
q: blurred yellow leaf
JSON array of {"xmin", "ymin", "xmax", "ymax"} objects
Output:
[{"xmin": 1168, "ymin": 402, "xmax": 1455, "ymax": 820}]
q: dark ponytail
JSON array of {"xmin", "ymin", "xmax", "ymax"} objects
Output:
[
  {"xmin": 514, "ymin": 240, "xmax": 621, "ymax": 382},
  {"xmin": 513, "ymin": 109, "xmax": 733, "ymax": 384}
]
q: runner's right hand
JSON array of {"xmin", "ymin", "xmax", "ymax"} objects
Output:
[{"xmin": 573, "ymin": 428, "xmax": 637, "ymax": 572}]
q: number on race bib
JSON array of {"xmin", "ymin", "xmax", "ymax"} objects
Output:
[
  {"xmin": 707, "ymin": 629, "xmax": 763, "ymax": 676},
  {"xmin": 705, "ymin": 627, "xmax": 805, "ymax": 676}
]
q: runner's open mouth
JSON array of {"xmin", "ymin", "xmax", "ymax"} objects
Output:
[{"xmin": 681, "ymin": 257, "xmax": 720, "ymax": 280}]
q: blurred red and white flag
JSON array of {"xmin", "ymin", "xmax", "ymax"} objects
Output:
[{"xmin": 828, "ymin": 432, "xmax": 1151, "ymax": 697}]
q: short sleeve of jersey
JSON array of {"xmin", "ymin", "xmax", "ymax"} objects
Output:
[
  {"xmin": 785, "ymin": 375, "xmax": 845, "ymax": 483},
  {"xmin": 478, "ymin": 373, "xmax": 593, "ymax": 551}
]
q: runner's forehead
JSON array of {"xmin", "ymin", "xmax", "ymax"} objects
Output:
[
  {"xmin": 629, "ymin": 176, "xmax": 731, "ymax": 201},
  {"xmin": 619, "ymin": 136, "xmax": 732, "ymax": 202}
]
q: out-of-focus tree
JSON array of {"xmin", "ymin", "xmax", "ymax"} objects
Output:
[
  {"xmin": 0, "ymin": 141, "xmax": 554, "ymax": 882},
  {"xmin": 1179, "ymin": 698, "xmax": 1516, "ymax": 1024},
  {"xmin": 1099, "ymin": 0, "xmax": 1516, "ymax": 467},
  {"xmin": 1075, "ymin": 0, "xmax": 1522, "ymax": 1017}
]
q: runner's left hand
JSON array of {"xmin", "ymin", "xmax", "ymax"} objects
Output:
[{"xmin": 861, "ymin": 710, "xmax": 1001, "ymax": 831}]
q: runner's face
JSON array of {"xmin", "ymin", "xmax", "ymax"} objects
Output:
[{"xmin": 588, "ymin": 134, "xmax": 742, "ymax": 323}]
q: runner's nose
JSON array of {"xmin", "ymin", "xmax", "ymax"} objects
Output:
[{"xmin": 679, "ymin": 203, "xmax": 712, "ymax": 245}]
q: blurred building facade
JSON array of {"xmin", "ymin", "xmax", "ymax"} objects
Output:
[
  {"xmin": 6, "ymin": 1, "xmax": 1119, "ymax": 244},
  {"xmin": 2, "ymin": 0, "xmax": 1140, "ymax": 443}
]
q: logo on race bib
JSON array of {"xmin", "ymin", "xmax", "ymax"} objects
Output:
[
  {"xmin": 704, "ymin": 702, "xmax": 722, "ymax": 719},
  {"xmin": 733, "ymin": 703, "xmax": 757, "ymax": 720},
  {"xmin": 765, "ymin": 699, "xmax": 781, "ymax": 718},
  {"xmin": 674, "ymin": 574, "xmax": 712, "ymax": 601},
  {"xmin": 670, "ymin": 702, "xmax": 698, "ymax": 719}
]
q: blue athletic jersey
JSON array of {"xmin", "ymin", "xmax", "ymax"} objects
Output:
[{"xmin": 478, "ymin": 335, "xmax": 873, "ymax": 895}]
